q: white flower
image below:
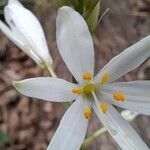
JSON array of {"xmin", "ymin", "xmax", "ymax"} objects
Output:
[
  {"xmin": 121, "ymin": 110, "xmax": 139, "ymax": 122},
  {"xmin": 0, "ymin": 0, "xmax": 52, "ymax": 67},
  {"xmin": 12, "ymin": 6, "xmax": 150, "ymax": 150}
]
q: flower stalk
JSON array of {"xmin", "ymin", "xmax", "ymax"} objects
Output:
[
  {"xmin": 44, "ymin": 63, "xmax": 57, "ymax": 78},
  {"xmin": 81, "ymin": 127, "xmax": 107, "ymax": 150}
]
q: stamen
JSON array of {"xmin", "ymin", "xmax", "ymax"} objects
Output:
[
  {"xmin": 100, "ymin": 102, "xmax": 107, "ymax": 113},
  {"xmin": 83, "ymin": 72, "xmax": 92, "ymax": 81},
  {"xmin": 113, "ymin": 92, "xmax": 125, "ymax": 101},
  {"xmin": 100, "ymin": 72, "xmax": 109, "ymax": 85},
  {"xmin": 84, "ymin": 107, "xmax": 92, "ymax": 119},
  {"xmin": 72, "ymin": 88, "xmax": 82, "ymax": 94}
]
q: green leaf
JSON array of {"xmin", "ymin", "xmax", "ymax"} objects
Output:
[
  {"xmin": 83, "ymin": 0, "xmax": 99, "ymax": 18},
  {"xmin": 75, "ymin": 0, "xmax": 84, "ymax": 14},
  {"xmin": 85, "ymin": 0, "xmax": 100, "ymax": 34},
  {"xmin": 83, "ymin": 0, "xmax": 99, "ymax": 11}
]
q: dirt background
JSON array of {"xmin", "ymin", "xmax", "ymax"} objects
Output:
[{"xmin": 0, "ymin": 0, "xmax": 150, "ymax": 149}]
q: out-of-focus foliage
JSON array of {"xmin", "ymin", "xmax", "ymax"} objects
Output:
[
  {"xmin": 83, "ymin": 0, "xmax": 100, "ymax": 33},
  {"xmin": 0, "ymin": 132, "xmax": 9, "ymax": 145},
  {"xmin": 0, "ymin": 0, "xmax": 7, "ymax": 7},
  {"xmin": 0, "ymin": 0, "xmax": 7, "ymax": 14}
]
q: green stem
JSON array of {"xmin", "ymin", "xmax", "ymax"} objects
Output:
[
  {"xmin": 47, "ymin": 65, "xmax": 57, "ymax": 78},
  {"xmin": 81, "ymin": 127, "xmax": 107, "ymax": 150},
  {"xmin": 42, "ymin": 61, "xmax": 57, "ymax": 78},
  {"xmin": 98, "ymin": 8, "xmax": 110, "ymax": 24}
]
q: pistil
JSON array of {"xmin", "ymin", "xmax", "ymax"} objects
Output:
[{"xmin": 83, "ymin": 83, "xmax": 96, "ymax": 96}]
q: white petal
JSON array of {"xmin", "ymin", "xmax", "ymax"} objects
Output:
[
  {"xmin": 12, "ymin": 77, "xmax": 78, "ymax": 102},
  {"xmin": 121, "ymin": 110, "xmax": 139, "ymax": 122},
  {"xmin": 56, "ymin": 6, "xmax": 94, "ymax": 83},
  {"xmin": 0, "ymin": 20, "xmax": 41, "ymax": 65},
  {"xmin": 101, "ymin": 81, "xmax": 150, "ymax": 115},
  {"xmin": 4, "ymin": 0, "xmax": 52, "ymax": 66},
  {"xmin": 94, "ymin": 36, "xmax": 150, "ymax": 83},
  {"xmin": 102, "ymin": 80, "xmax": 150, "ymax": 97},
  {"xmin": 9, "ymin": 0, "xmax": 19, "ymax": 4},
  {"xmin": 47, "ymin": 97, "xmax": 90, "ymax": 150},
  {"xmin": 0, "ymin": 20, "xmax": 23, "ymax": 48},
  {"xmin": 92, "ymin": 95, "xmax": 149, "ymax": 150}
]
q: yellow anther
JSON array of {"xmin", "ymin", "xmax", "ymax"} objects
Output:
[
  {"xmin": 84, "ymin": 107, "xmax": 92, "ymax": 119},
  {"xmin": 72, "ymin": 88, "xmax": 82, "ymax": 94},
  {"xmin": 113, "ymin": 92, "xmax": 125, "ymax": 101},
  {"xmin": 83, "ymin": 72, "xmax": 92, "ymax": 81},
  {"xmin": 100, "ymin": 102, "xmax": 107, "ymax": 113},
  {"xmin": 100, "ymin": 73, "xmax": 109, "ymax": 85}
]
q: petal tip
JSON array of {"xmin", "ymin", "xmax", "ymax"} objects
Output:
[
  {"xmin": 58, "ymin": 6, "xmax": 74, "ymax": 16},
  {"xmin": 8, "ymin": 0, "xmax": 19, "ymax": 4},
  {"xmin": 58, "ymin": 6, "xmax": 73, "ymax": 12}
]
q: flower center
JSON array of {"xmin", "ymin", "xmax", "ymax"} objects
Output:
[
  {"xmin": 72, "ymin": 72, "xmax": 96, "ymax": 98},
  {"xmin": 83, "ymin": 82, "xmax": 96, "ymax": 96}
]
